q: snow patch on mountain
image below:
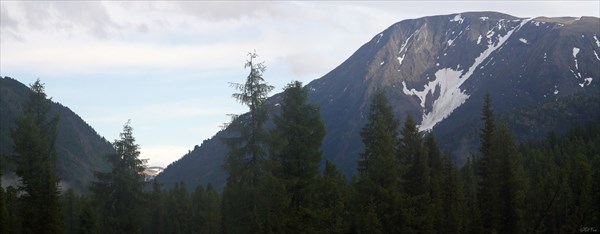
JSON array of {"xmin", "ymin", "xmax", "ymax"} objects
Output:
[
  {"xmin": 519, "ymin": 38, "xmax": 528, "ymax": 44},
  {"xmin": 573, "ymin": 47, "xmax": 580, "ymax": 70},
  {"xmin": 376, "ymin": 33, "xmax": 383, "ymax": 44},
  {"xmin": 450, "ymin": 14, "xmax": 464, "ymax": 24},
  {"xmin": 594, "ymin": 50, "xmax": 600, "ymax": 61},
  {"xmin": 594, "ymin": 34, "xmax": 600, "ymax": 47},
  {"xmin": 404, "ymin": 19, "xmax": 530, "ymax": 131},
  {"xmin": 397, "ymin": 30, "xmax": 417, "ymax": 67},
  {"xmin": 580, "ymin": 78, "xmax": 593, "ymax": 87},
  {"xmin": 448, "ymin": 38, "xmax": 455, "ymax": 46},
  {"xmin": 477, "ymin": 35, "xmax": 482, "ymax": 44}
]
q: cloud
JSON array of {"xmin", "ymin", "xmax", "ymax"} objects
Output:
[
  {"xmin": 139, "ymin": 144, "xmax": 191, "ymax": 167},
  {"xmin": 0, "ymin": 2, "xmax": 22, "ymax": 40},
  {"xmin": 173, "ymin": 1, "xmax": 284, "ymax": 21},
  {"xmin": 1, "ymin": 1, "xmax": 120, "ymax": 40}
]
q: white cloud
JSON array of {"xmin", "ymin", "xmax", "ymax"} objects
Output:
[{"xmin": 139, "ymin": 144, "xmax": 191, "ymax": 167}]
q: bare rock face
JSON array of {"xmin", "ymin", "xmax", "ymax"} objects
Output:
[{"xmin": 158, "ymin": 12, "xmax": 600, "ymax": 190}]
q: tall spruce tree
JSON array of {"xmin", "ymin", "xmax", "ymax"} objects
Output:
[
  {"xmin": 11, "ymin": 79, "xmax": 64, "ymax": 234},
  {"xmin": 477, "ymin": 95, "xmax": 526, "ymax": 233},
  {"xmin": 401, "ymin": 115, "xmax": 433, "ymax": 233},
  {"xmin": 478, "ymin": 93, "xmax": 500, "ymax": 232},
  {"xmin": 425, "ymin": 134, "xmax": 445, "ymax": 232},
  {"xmin": 221, "ymin": 52, "xmax": 282, "ymax": 233},
  {"xmin": 462, "ymin": 157, "xmax": 483, "ymax": 234},
  {"xmin": 354, "ymin": 90, "xmax": 403, "ymax": 233},
  {"xmin": 91, "ymin": 120, "xmax": 145, "ymax": 234},
  {"xmin": 492, "ymin": 123, "xmax": 526, "ymax": 233},
  {"xmin": 272, "ymin": 81, "xmax": 326, "ymax": 232}
]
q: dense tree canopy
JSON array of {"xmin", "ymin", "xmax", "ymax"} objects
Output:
[{"xmin": 3, "ymin": 74, "xmax": 599, "ymax": 234}]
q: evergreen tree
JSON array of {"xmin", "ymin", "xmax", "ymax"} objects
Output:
[
  {"xmin": 221, "ymin": 52, "xmax": 281, "ymax": 233},
  {"xmin": 477, "ymin": 94, "xmax": 526, "ymax": 234},
  {"xmin": 272, "ymin": 81, "xmax": 326, "ymax": 232},
  {"xmin": 62, "ymin": 189, "xmax": 82, "ymax": 234},
  {"xmin": 191, "ymin": 184, "xmax": 221, "ymax": 234},
  {"xmin": 440, "ymin": 155, "xmax": 464, "ymax": 233},
  {"xmin": 10, "ymin": 79, "xmax": 64, "ymax": 234},
  {"xmin": 354, "ymin": 91, "xmax": 403, "ymax": 233},
  {"xmin": 402, "ymin": 116, "xmax": 433, "ymax": 233},
  {"xmin": 5, "ymin": 186, "xmax": 22, "ymax": 234},
  {"xmin": 477, "ymin": 94, "xmax": 501, "ymax": 233},
  {"xmin": 425, "ymin": 134, "xmax": 445, "ymax": 232},
  {"xmin": 461, "ymin": 157, "xmax": 483, "ymax": 234},
  {"xmin": 492, "ymin": 123, "xmax": 526, "ymax": 234},
  {"xmin": 146, "ymin": 180, "xmax": 166, "ymax": 234},
  {"xmin": 166, "ymin": 182, "xmax": 192, "ymax": 234},
  {"xmin": 398, "ymin": 115, "xmax": 421, "ymax": 165},
  {"xmin": 78, "ymin": 197, "xmax": 99, "ymax": 234},
  {"xmin": 91, "ymin": 120, "xmax": 146, "ymax": 234},
  {"xmin": 0, "ymin": 157, "xmax": 8, "ymax": 234},
  {"xmin": 315, "ymin": 161, "xmax": 349, "ymax": 233}
]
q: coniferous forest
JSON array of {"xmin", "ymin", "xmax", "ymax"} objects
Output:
[{"xmin": 1, "ymin": 54, "xmax": 599, "ymax": 234}]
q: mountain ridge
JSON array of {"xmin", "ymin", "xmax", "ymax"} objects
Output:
[
  {"xmin": 158, "ymin": 11, "xmax": 599, "ymax": 190},
  {"xmin": 0, "ymin": 76, "xmax": 114, "ymax": 193}
]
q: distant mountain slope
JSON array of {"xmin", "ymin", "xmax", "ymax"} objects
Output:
[
  {"xmin": 157, "ymin": 12, "xmax": 600, "ymax": 190},
  {"xmin": 0, "ymin": 77, "xmax": 114, "ymax": 193}
]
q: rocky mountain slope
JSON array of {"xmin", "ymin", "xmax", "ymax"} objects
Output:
[
  {"xmin": 157, "ymin": 12, "xmax": 600, "ymax": 190},
  {"xmin": 0, "ymin": 77, "xmax": 114, "ymax": 193}
]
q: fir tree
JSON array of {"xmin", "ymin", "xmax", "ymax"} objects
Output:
[
  {"xmin": 11, "ymin": 79, "xmax": 64, "ymax": 234},
  {"xmin": 492, "ymin": 123, "xmax": 526, "ymax": 234},
  {"xmin": 91, "ymin": 120, "xmax": 146, "ymax": 234},
  {"xmin": 272, "ymin": 81, "xmax": 326, "ymax": 232},
  {"xmin": 478, "ymin": 94, "xmax": 501, "ymax": 233},
  {"xmin": 167, "ymin": 182, "xmax": 192, "ymax": 234},
  {"xmin": 191, "ymin": 184, "xmax": 221, "ymax": 234},
  {"xmin": 354, "ymin": 91, "xmax": 403, "ymax": 233},
  {"xmin": 462, "ymin": 157, "xmax": 483, "ymax": 234},
  {"xmin": 402, "ymin": 115, "xmax": 432, "ymax": 233},
  {"xmin": 425, "ymin": 134, "xmax": 445, "ymax": 232},
  {"xmin": 316, "ymin": 161, "xmax": 349, "ymax": 233}
]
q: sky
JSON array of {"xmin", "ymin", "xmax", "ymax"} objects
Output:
[{"xmin": 1, "ymin": 1, "xmax": 598, "ymax": 167}]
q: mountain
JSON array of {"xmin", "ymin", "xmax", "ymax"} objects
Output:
[
  {"xmin": 157, "ymin": 12, "xmax": 600, "ymax": 190},
  {"xmin": 0, "ymin": 77, "xmax": 114, "ymax": 193}
]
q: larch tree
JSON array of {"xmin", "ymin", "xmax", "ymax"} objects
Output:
[
  {"xmin": 221, "ymin": 52, "xmax": 282, "ymax": 233},
  {"xmin": 11, "ymin": 79, "xmax": 64, "ymax": 234}
]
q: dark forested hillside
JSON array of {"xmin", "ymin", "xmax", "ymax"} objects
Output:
[{"xmin": 0, "ymin": 77, "xmax": 114, "ymax": 193}]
